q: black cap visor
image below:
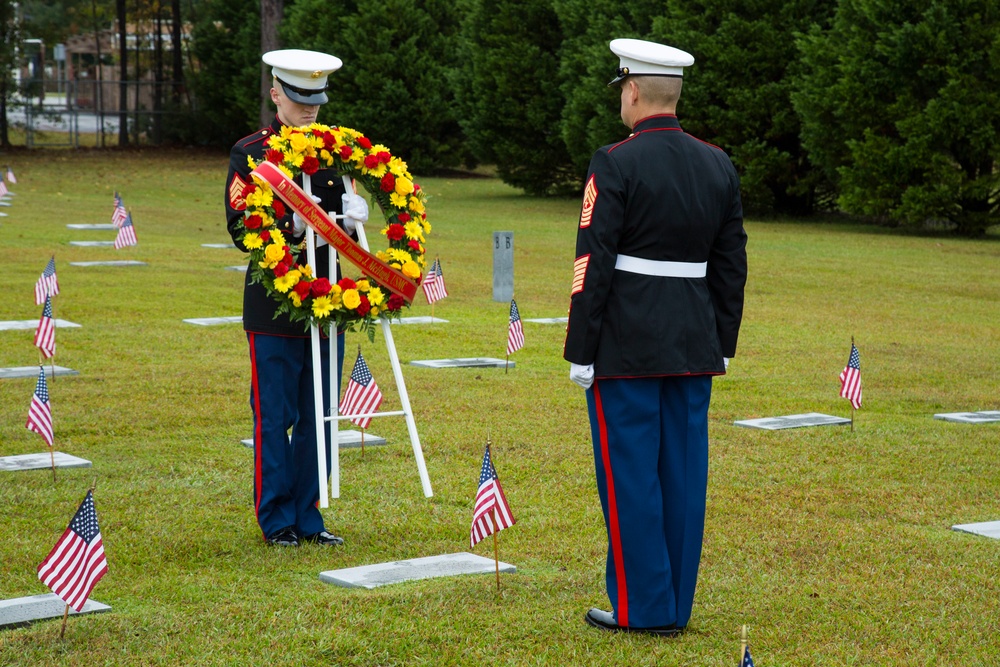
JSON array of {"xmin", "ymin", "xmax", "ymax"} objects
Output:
[{"xmin": 276, "ymin": 77, "xmax": 329, "ymax": 105}]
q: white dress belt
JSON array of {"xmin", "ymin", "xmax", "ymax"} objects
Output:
[{"xmin": 614, "ymin": 254, "xmax": 707, "ymax": 278}]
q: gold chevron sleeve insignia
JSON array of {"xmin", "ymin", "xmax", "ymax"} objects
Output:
[
  {"xmin": 572, "ymin": 254, "xmax": 590, "ymax": 295},
  {"xmin": 229, "ymin": 173, "xmax": 249, "ymax": 211},
  {"xmin": 579, "ymin": 175, "xmax": 598, "ymax": 228}
]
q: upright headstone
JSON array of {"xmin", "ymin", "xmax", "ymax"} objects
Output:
[{"xmin": 493, "ymin": 231, "xmax": 513, "ymax": 302}]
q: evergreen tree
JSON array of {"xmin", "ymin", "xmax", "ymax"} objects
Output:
[
  {"xmin": 794, "ymin": 0, "xmax": 1000, "ymax": 235},
  {"xmin": 283, "ymin": 0, "xmax": 468, "ymax": 174},
  {"xmin": 460, "ymin": 0, "xmax": 576, "ymax": 195},
  {"xmin": 652, "ymin": 0, "xmax": 836, "ymax": 214}
]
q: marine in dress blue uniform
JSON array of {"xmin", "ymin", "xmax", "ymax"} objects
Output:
[
  {"xmin": 225, "ymin": 50, "xmax": 369, "ymax": 547},
  {"xmin": 564, "ymin": 39, "xmax": 748, "ymax": 635}
]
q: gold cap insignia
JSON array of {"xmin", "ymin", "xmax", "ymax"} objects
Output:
[{"xmin": 311, "ymin": 70, "xmax": 322, "ymax": 79}]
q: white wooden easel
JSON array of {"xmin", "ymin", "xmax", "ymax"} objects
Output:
[{"xmin": 303, "ymin": 174, "xmax": 433, "ymax": 507}]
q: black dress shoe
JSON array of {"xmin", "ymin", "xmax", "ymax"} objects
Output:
[
  {"xmin": 585, "ymin": 608, "xmax": 683, "ymax": 637},
  {"xmin": 302, "ymin": 530, "xmax": 344, "ymax": 546},
  {"xmin": 265, "ymin": 526, "xmax": 299, "ymax": 547}
]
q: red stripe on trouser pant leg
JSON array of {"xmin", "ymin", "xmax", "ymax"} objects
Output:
[
  {"xmin": 593, "ymin": 382, "xmax": 629, "ymax": 627},
  {"xmin": 248, "ymin": 333, "xmax": 265, "ymax": 539}
]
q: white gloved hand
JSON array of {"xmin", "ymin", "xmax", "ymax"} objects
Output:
[
  {"xmin": 724, "ymin": 357, "xmax": 730, "ymax": 370},
  {"xmin": 292, "ymin": 194, "xmax": 323, "ymax": 235},
  {"xmin": 569, "ymin": 363, "xmax": 595, "ymax": 390},
  {"xmin": 341, "ymin": 193, "xmax": 369, "ymax": 235}
]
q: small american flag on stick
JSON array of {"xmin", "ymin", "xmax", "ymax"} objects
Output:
[
  {"xmin": 5, "ymin": 167, "xmax": 16, "ymax": 184},
  {"xmin": 341, "ymin": 351, "xmax": 383, "ymax": 429},
  {"xmin": 471, "ymin": 443, "xmax": 515, "ymax": 548},
  {"xmin": 112, "ymin": 193, "xmax": 128, "ymax": 228},
  {"xmin": 421, "ymin": 258, "xmax": 448, "ymax": 304},
  {"xmin": 114, "ymin": 213, "xmax": 137, "ymax": 249},
  {"xmin": 34, "ymin": 295, "xmax": 56, "ymax": 359},
  {"xmin": 839, "ymin": 341, "xmax": 863, "ymax": 410},
  {"xmin": 26, "ymin": 366, "xmax": 54, "ymax": 447},
  {"xmin": 34, "ymin": 257, "xmax": 59, "ymax": 305},
  {"xmin": 37, "ymin": 490, "xmax": 109, "ymax": 613},
  {"xmin": 506, "ymin": 299, "xmax": 524, "ymax": 355}
]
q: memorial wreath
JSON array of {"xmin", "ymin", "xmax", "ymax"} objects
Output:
[{"xmin": 235, "ymin": 123, "xmax": 430, "ymax": 338}]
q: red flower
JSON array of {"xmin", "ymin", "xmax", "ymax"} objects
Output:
[
  {"xmin": 311, "ymin": 278, "xmax": 332, "ymax": 297},
  {"xmin": 244, "ymin": 214, "xmax": 262, "ymax": 230},
  {"xmin": 397, "ymin": 212, "xmax": 411, "ymax": 223},
  {"xmin": 322, "ymin": 132, "xmax": 338, "ymax": 152},
  {"xmin": 413, "ymin": 183, "xmax": 421, "ymax": 192},
  {"xmin": 265, "ymin": 148, "xmax": 283, "ymax": 164},
  {"xmin": 261, "ymin": 231, "xmax": 271, "ymax": 242},
  {"xmin": 273, "ymin": 262, "xmax": 289, "ymax": 277},
  {"xmin": 302, "ymin": 156, "xmax": 320, "ymax": 175},
  {"xmin": 339, "ymin": 145, "xmax": 353, "ymax": 160},
  {"xmin": 377, "ymin": 151, "xmax": 391, "ymax": 164},
  {"xmin": 294, "ymin": 280, "xmax": 312, "ymax": 299},
  {"xmin": 283, "ymin": 248, "xmax": 294, "ymax": 264},
  {"xmin": 356, "ymin": 294, "xmax": 371, "ymax": 316},
  {"xmin": 272, "ymin": 200, "xmax": 286, "ymax": 219},
  {"xmin": 387, "ymin": 294, "xmax": 405, "ymax": 311},
  {"xmin": 387, "ymin": 223, "xmax": 405, "ymax": 241},
  {"xmin": 408, "ymin": 240, "xmax": 421, "ymax": 251},
  {"xmin": 364, "ymin": 155, "xmax": 380, "ymax": 169},
  {"xmin": 245, "ymin": 184, "xmax": 257, "ymax": 196},
  {"xmin": 380, "ymin": 173, "xmax": 396, "ymax": 192},
  {"xmin": 337, "ymin": 278, "xmax": 356, "ymax": 291},
  {"xmin": 357, "ymin": 136, "xmax": 372, "ymax": 149}
]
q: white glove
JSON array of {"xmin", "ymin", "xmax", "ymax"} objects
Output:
[
  {"xmin": 569, "ymin": 363, "xmax": 595, "ymax": 390},
  {"xmin": 292, "ymin": 194, "xmax": 323, "ymax": 235},
  {"xmin": 341, "ymin": 193, "xmax": 369, "ymax": 235},
  {"xmin": 724, "ymin": 357, "xmax": 730, "ymax": 370}
]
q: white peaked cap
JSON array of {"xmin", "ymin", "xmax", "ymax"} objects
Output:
[
  {"xmin": 608, "ymin": 38, "xmax": 695, "ymax": 86},
  {"xmin": 262, "ymin": 49, "xmax": 343, "ymax": 105}
]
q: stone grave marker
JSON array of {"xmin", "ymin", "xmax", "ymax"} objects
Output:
[
  {"xmin": 410, "ymin": 358, "xmax": 513, "ymax": 369},
  {"xmin": 0, "ymin": 319, "xmax": 81, "ymax": 331},
  {"xmin": 225, "ymin": 265, "xmax": 246, "ymax": 272},
  {"xmin": 734, "ymin": 412, "xmax": 851, "ymax": 430},
  {"xmin": 376, "ymin": 316, "xmax": 448, "ymax": 325},
  {"xmin": 0, "ymin": 366, "xmax": 78, "ymax": 379},
  {"xmin": 493, "ymin": 231, "xmax": 513, "ymax": 302},
  {"xmin": 320, "ymin": 552, "xmax": 516, "ymax": 589},
  {"xmin": 183, "ymin": 316, "xmax": 242, "ymax": 326},
  {"xmin": 951, "ymin": 521, "xmax": 1000, "ymax": 540},
  {"xmin": 525, "ymin": 317, "xmax": 568, "ymax": 324},
  {"xmin": 0, "ymin": 594, "xmax": 110, "ymax": 629},
  {"xmin": 933, "ymin": 411, "xmax": 1000, "ymax": 424},
  {"xmin": 0, "ymin": 452, "xmax": 92, "ymax": 472},
  {"xmin": 241, "ymin": 430, "xmax": 386, "ymax": 449},
  {"xmin": 201, "ymin": 243, "xmax": 233, "ymax": 249},
  {"xmin": 69, "ymin": 241, "xmax": 115, "ymax": 247},
  {"xmin": 69, "ymin": 261, "xmax": 147, "ymax": 267},
  {"xmin": 67, "ymin": 224, "xmax": 115, "ymax": 230}
]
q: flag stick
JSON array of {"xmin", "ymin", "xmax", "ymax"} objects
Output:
[
  {"xmin": 430, "ymin": 301, "xmax": 435, "ymax": 323},
  {"xmin": 49, "ymin": 447, "xmax": 56, "ymax": 483},
  {"xmin": 505, "ymin": 352, "xmax": 510, "ymax": 374},
  {"xmin": 361, "ymin": 429, "xmax": 365, "ymax": 456},
  {"xmin": 49, "ymin": 296, "xmax": 56, "ymax": 382},
  {"xmin": 492, "ymin": 507, "xmax": 501, "ymax": 592},
  {"xmin": 59, "ymin": 603, "xmax": 70, "ymax": 638},
  {"xmin": 740, "ymin": 625, "xmax": 748, "ymax": 665}
]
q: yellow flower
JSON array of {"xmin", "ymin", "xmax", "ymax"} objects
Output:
[
  {"xmin": 320, "ymin": 149, "xmax": 332, "ymax": 163},
  {"xmin": 300, "ymin": 264, "xmax": 314, "ymax": 279},
  {"xmin": 408, "ymin": 195, "xmax": 425, "ymax": 214},
  {"xmin": 268, "ymin": 229, "xmax": 285, "ymax": 247},
  {"xmin": 404, "ymin": 221, "xmax": 424, "ymax": 242},
  {"xmin": 401, "ymin": 261, "xmax": 421, "ymax": 279},
  {"xmin": 350, "ymin": 147, "xmax": 365, "ymax": 164},
  {"xmin": 389, "ymin": 248, "xmax": 412, "ymax": 264},
  {"xmin": 273, "ymin": 269, "xmax": 301, "ymax": 293},
  {"xmin": 421, "ymin": 219, "xmax": 432, "ymax": 234},
  {"xmin": 279, "ymin": 126, "xmax": 296, "ymax": 140},
  {"xmin": 389, "ymin": 192, "xmax": 408, "ymax": 208},
  {"xmin": 312, "ymin": 295, "xmax": 334, "ymax": 318},
  {"xmin": 394, "ymin": 176, "xmax": 414, "ymax": 196},
  {"xmin": 246, "ymin": 155, "xmax": 258, "ymax": 170},
  {"xmin": 243, "ymin": 233, "xmax": 263, "ymax": 249},
  {"xmin": 260, "ymin": 243, "xmax": 285, "ymax": 269},
  {"xmin": 365, "ymin": 161, "xmax": 389, "ymax": 178},
  {"xmin": 376, "ymin": 250, "xmax": 389, "ymax": 262},
  {"xmin": 370, "ymin": 306, "xmax": 380, "ymax": 317},
  {"xmin": 279, "ymin": 164, "xmax": 294, "ymax": 179},
  {"xmin": 290, "ymin": 292, "xmax": 303, "ymax": 307},
  {"xmin": 356, "ymin": 279, "xmax": 371, "ymax": 292},
  {"xmin": 388, "ymin": 157, "xmax": 408, "ymax": 177},
  {"xmin": 342, "ymin": 289, "xmax": 361, "ymax": 310},
  {"xmin": 368, "ymin": 287, "xmax": 385, "ymax": 307},
  {"xmin": 329, "ymin": 285, "xmax": 343, "ymax": 308},
  {"xmin": 259, "ymin": 213, "xmax": 274, "ymax": 227}
]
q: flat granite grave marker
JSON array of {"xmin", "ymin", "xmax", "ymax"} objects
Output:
[
  {"xmin": 66, "ymin": 223, "xmax": 116, "ymax": 230},
  {"xmin": 0, "ymin": 594, "xmax": 110, "ymax": 629},
  {"xmin": 951, "ymin": 521, "xmax": 1000, "ymax": 540},
  {"xmin": 934, "ymin": 411, "xmax": 1000, "ymax": 424},
  {"xmin": 410, "ymin": 357, "xmax": 514, "ymax": 369},
  {"xmin": 69, "ymin": 241, "xmax": 115, "ymax": 247},
  {"xmin": 0, "ymin": 211, "xmax": 8, "ymax": 217},
  {"xmin": 377, "ymin": 316, "xmax": 448, "ymax": 325},
  {"xmin": 0, "ymin": 366, "xmax": 79, "ymax": 379},
  {"xmin": 0, "ymin": 452, "xmax": 92, "ymax": 472},
  {"xmin": 525, "ymin": 317, "xmax": 568, "ymax": 324},
  {"xmin": 320, "ymin": 552, "xmax": 516, "ymax": 589},
  {"xmin": 241, "ymin": 430, "xmax": 386, "ymax": 449},
  {"xmin": 202, "ymin": 243, "xmax": 234, "ymax": 249},
  {"xmin": 734, "ymin": 412, "xmax": 851, "ymax": 430},
  {"xmin": 183, "ymin": 316, "xmax": 242, "ymax": 326},
  {"xmin": 0, "ymin": 201, "xmax": 11, "ymax": 207},
  {"xmin": 225, "ymin": 265, "xmax": 246, "ymax": 272},
  {"xmin": 69, "ymin": 260, "xmax": 147, "ymax": 267},
  {"xmin": 0, "ymin": 319, "xmax": 81, "ymax": 331}
]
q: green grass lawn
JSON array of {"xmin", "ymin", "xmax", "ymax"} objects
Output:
[{"xmin": 0, "ymin": 149, "xmax": 998, "ymax": 666}]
